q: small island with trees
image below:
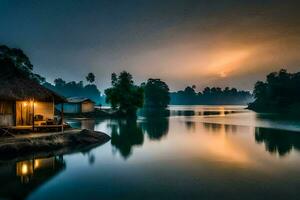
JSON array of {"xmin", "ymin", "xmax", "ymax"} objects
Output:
[{"xmin": 248, "ymin": 69, "xmax": 300, "ymax": 114}]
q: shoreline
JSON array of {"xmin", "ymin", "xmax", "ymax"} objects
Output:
[{"xmin": 0, "ymin": 129, "xmax": 110, "ymax": 161}]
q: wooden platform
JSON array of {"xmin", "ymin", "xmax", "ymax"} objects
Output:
[
  {"xmin": 11, "ymin": 125, "xmax": 63, "ymax": 130},
  {"xmin": 0, "ymin": 125, "xmax": 67, "ymax": 137}
]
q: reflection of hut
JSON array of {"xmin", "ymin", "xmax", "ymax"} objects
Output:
[
  {"xmin": 16, "ymin": 157, "xmax": 63, "ymax": 184},
  {"xmin": 0, "ymin": 156, "xmax": 65, "ymax": 199},
  {"xmin": 0, "ymin": 73, "xmax": 66, "ymax": 130},
  {"xmin": 57, "ymin": 97, "xmax": 95, "ymax": 114}
]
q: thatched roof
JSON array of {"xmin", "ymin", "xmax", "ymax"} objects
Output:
[{"xmin": 0, "ymin": 66, "xmax": 66, "ymax": 103}]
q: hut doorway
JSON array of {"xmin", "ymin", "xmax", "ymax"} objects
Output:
[{"xmin": 16, "ymin": 101, "xmax": 33, "ymax": 126}]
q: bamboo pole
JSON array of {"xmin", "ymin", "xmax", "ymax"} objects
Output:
[
  {"xmin": 32, "ymin": 98, "xmax": 35, "ymax": 132},
  {"xmin": 61, "ymin": 103, "xmax": 64, "ymax": 133}
]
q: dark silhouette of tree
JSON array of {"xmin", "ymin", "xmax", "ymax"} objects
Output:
[
  {"xmin": 255, "ymin": 127, "xmax": 300, "ymax": 156},
  {"xmin": 142, "ymin": 78, "xmax": 170, "ymax": 108},
  {"xmin": 184, "ymin": 86, "xmax": 197, "ymax": 96},
  {"xmin": 0, "ymin": 45, "xmax": 45, "ymax": 83},
  {"xmin": 86, "ymin": 72, "xmax": 95, "ymax": 84},
  {"xmin": 248, "ymin": 69, "xmax": 300, "ymax": 113},
  {"xmin": 44, "ymin": 77, "xmax": 103, "ymax": 104},
  {"xmin": 110, "ymin": 119, "xmax": 144, "ymax": 159},
  {"xmin": 105, "ymin": 71, "xmax": 144, "ymax": 116},
  {"xmin": 142, "ymin": 117, "xmax": 169, "ymax": 140}
]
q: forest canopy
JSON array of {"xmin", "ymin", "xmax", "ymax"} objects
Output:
[{"xmin": 248, "ymin": 69, "xmax": 300, "ymax": 113}]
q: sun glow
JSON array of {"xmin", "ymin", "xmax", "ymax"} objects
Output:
[{"xmin": 205, "ymin": 49, "xmax": 252, "ymax": 78}]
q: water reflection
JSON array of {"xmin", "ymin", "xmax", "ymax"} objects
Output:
[
  {"xmin": 202, "ymin": 123, "xmax": 238, "ymax": 134},
  {"xmin": 104, "ymin": 109, "xmax": 170, "ymax": 159},
  {"xmin": 68, "ymin": 119, "xmax": 97, "ymax": 130},
  {"xmin": 110, "ymin": 119, "xmax": 144, "ymax": 159},
  {"xmin": 10, "ymin": 106, "xmax": 300, "ymax": 200},
  {"xmin": 255, "ymin": 127, "xmax": 300, "ymax": 156},
  {"xmin": 0, "ymin": 156, "xmax": 65, "ymax": 199},
  {"xmin": 185, "ymin": 120, "xmax": 196, "ymax": 131},
  {"xmin": 138, "ymin": 108, "xmax": 170, "ymax": 117},
  {"xmin": 169, "ymin": 106, "xmax": 247, "ymax": 117},
  {"xmin": 141, "ymin": 117, "xmax": 169, "ymax": 140},
  {"xmin": 172, "ymin": 110, "xmax": 195, "ymax": 116}
]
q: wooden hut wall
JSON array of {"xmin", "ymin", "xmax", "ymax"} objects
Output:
[
  {"xmin": 0, "ymin": 101, "xmax": 14, "ymax": 126},
  {"xmin": 16, "ymin": 101, "xmax": 33, "ymax": 126},
  {"xmin": 34, "ymin": 102, "xmax": 54, "ymax": 121},
  {"xmin": 81, "ymin": 101, "xmax": 94, "ymax": 113},
  {"xmin": 15, "ymin": 101, "xmax": 54, "ymax": 126},
  {"xmin": 63, "ymin": 103, "xmax": 81, "ymax": 114}
]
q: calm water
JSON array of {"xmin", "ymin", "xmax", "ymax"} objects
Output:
[{"xmin": 1, "ymin": 106, "xmax": 300, "ymax": 200}]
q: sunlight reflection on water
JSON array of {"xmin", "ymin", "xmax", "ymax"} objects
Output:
[{"xmin": 1, "ymin": 106, "xmax": 300, "ymax": 200}]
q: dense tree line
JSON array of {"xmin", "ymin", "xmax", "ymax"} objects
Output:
[
  {"xmin": 43, "ymin": 75, "xmax": 103, "ymax": 104},
  {"xmin": 248, "ymin": 69, "xmax": 300, "ymax": 113},
  {"xmin": 6, "ymin": 44, "xmax": 300, "ymax": 117},
  {"xmin": 170, "ymin": 86, "xmax": 253, "ymax": 105}
]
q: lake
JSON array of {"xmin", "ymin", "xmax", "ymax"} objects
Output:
[{"xmin": 1, "ymin": 105, "xmax": 300, "ymax": 200}]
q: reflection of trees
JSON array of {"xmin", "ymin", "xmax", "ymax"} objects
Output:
[
  {"xmin": 110, "ymin": 119, "xmax": 144, "ymax": 159},
  {"xmin": 138, "ymin": 108, "xmax": 170, "ymax": 117},
  {"xmin": 185, "ymin": 121, "xmax": 196, "ymax": 131},
  {"xmin": 141, "ymin": 117, "xmax": 169, "ymax": 140},
  {"xmin": 173, "ymin": 110, "xmax": 195, "ymax": 116},
  {"xmin": 255, "ymin": 128, "xmax": 300, "ymax": 156},
  {"xmin": 202, "ymin": 123, "xmax": 237, "ymax": 134},
  {"xmin": 139, "ymin": 108, "xmax": 170, "ymax": 140}
]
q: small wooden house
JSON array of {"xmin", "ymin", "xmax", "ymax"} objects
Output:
[
  {"xmin": 0, "ymin": 71, "xmax": 66, "ymax": 130},
  {"xmin": 57, "ymin": 97, "xmax": 95, "ymax": 114}
]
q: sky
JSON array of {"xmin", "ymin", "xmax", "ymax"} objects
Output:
[{"xmin": 1, "ymin": 0, "xmax": 300, "ymax": 92}]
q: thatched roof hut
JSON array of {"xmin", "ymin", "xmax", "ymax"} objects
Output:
[
  {"xmin": 0, "ymin": 73, "xmax": 66, "ymax": 103},
  {"xmin": 56, "ymin": 97, "xmax": 95, "ymax": 114},
  {"xmin": 0, "ymin": 60, "xmax": 66, "ymax": 103},
  {"xmin": 0, "ymin": 59, "xmax": 67, "ymax": 128}
]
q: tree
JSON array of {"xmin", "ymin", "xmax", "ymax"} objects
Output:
[
  {"xmin": 248, "ymin": 69, "xmax": 300, "ymax": 113},
  {"xmin": 86, "ymin": 72, "xmax": 95, "ymax": 84},
  {"xmin": 44, "ymin": 77, "xmax": 102, "ymax": 104},
  {"xmin": 143, "ymin": 78, "xmax": 170, "ymax": 108},
  {"xmin": 105, "ymin": 71, "xmax": 144, "ymax": 116},
  {"xmin": 184, "ymin": 86, "xmax": 196, "ymax": 96},
  {"xmin": 54, "ymin": 78, "xmax": 66, "ymax": 87},
  {"xmin": 0, "ymin": 45, "xmax": 45, "ymax": 83}
]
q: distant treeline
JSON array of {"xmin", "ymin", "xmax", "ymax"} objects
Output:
[
  {"xmin": 4, "ymin": 44, "xmax": 299, "ymax": 115},
  {"xmin": 170, "ymin": 86, "xmax": 253, "ymax": 105},
  {"xmin": 248, "ymin": 69, "xmax": 300, "ymax": 113},
  {"xmin": 43, "ymin": 76, "xmax": 104, "ymax": 104}
]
